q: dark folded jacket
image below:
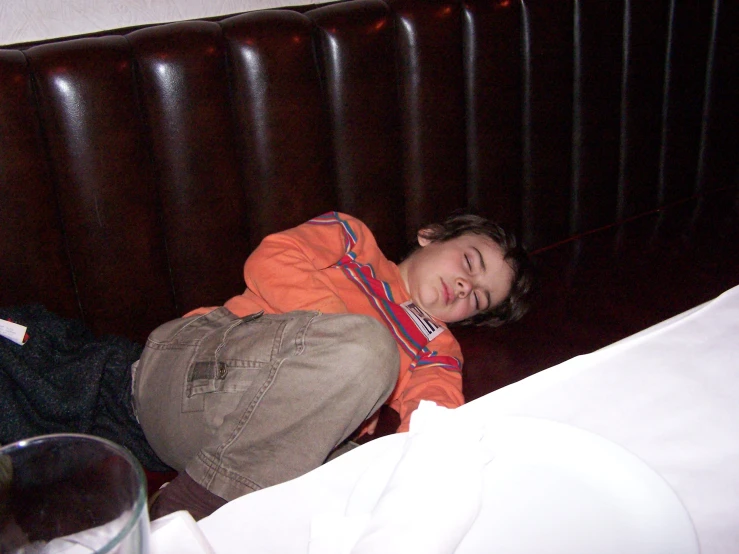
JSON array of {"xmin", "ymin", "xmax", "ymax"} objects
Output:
[{"xmin": 0, "ymin": 304, "xmax": 170, "ymax": 472}]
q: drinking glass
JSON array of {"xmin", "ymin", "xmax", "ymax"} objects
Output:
[{"xmin": 0, "ymin": 433, "xmax": 150, "ymax": 553}]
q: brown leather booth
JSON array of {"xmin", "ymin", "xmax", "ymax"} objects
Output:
[{"xmin": 1, "ymin": 0, "xmax": 738, "ymax": 481}]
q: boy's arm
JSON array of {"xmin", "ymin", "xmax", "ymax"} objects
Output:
[
  {"xmin": 392, "ymin": 346, "xmax": 465, "ymax": 433},
  {"xmin": 243, "ymin": 212, "xmax": 363, "ymax": 314}
]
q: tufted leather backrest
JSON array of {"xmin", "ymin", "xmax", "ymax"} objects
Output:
[{"xmin": 1, "ymin": 0, "xmax": 736, "ymax": 342}]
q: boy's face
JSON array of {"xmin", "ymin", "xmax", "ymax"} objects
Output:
[{"xmin": 398, "ymin": 232, "xmax": 514, "ymax": 323}]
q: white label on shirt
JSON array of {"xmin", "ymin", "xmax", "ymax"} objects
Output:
[
  {"xmin": 0, "ymin": 319, "xmax": 28, "ymax": 345},
  {"xmin": 400, "ymin": 301, "xmax": 444, "ymax": 342}
]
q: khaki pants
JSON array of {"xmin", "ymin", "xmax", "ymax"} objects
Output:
[{"xmin": 132, "ymin": 308, "xmax": 398, "ymax": 501}]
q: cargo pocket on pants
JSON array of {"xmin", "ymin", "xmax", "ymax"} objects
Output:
[{"xmin": 184, "ymin": 361, "xmax": 264, "ymax": 438}]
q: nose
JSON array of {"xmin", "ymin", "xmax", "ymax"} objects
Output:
[{"xmin": 455, "ymin": 277, "xmax": 472, "ymax": 298}]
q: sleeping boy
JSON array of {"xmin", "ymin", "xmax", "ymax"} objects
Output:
[{"xmin": 133, "ymin": 211, "xmax": 533, "ymax": 520}]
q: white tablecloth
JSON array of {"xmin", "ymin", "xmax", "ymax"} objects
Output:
[
  {"xmin": 150, "ymin": 284, "xmax": 739, "ymax": 553},
  {"xmin": 459, "ymin": 285, "xmax": 739, "ymax": 553}
]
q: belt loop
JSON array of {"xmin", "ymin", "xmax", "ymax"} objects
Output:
[{"xmin": 241, "ymin": 311, "xmax": 264, "ymax": 323}]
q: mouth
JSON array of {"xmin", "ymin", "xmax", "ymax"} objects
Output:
[{"xmin": 441, "ymin": 279, "xmax": 451, "ymax": 304}]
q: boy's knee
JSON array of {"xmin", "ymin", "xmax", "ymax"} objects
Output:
[
  {"xmin": 348, "ymin": 315, "xmax": 398, "ymax": 370},
  {"xmin": 323, "ymin": 314, "xmax": 399, "ymax": 389}
]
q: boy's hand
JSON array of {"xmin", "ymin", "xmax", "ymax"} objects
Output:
[
  {"xmin": 365, "ymin": 414, "xmax": 379, "ymax": 435},
  {"xmin": 357, "ymin": 412, "xmax": 380, "ymax": 436}
]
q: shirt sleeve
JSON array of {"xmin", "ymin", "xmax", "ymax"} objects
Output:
[
  {"xmin": 391, "ymin": 333, "xmax": 465, "ymax": 433},
  {"xmin": 241, "ymin": 212, "xmax": 365, "ymax": 314}
]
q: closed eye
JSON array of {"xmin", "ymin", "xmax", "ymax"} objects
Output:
[
  {"xmin": 473, "ymin": 247, "xmax": 486, "ymax": 272},
  {"xmin": 465, "ymin": 254, "xmax": 472, "ymax": 271},
  {"xmin": 473, "ymin": 291, "xmax": 479, "ymax": 310}
]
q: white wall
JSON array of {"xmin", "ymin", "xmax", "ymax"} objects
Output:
[{"xmin": 1, "ymin": 0, "xmax": 333, "ymax": 46}]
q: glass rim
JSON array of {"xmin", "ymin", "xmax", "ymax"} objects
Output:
[{"xmin": 0, "ymin": 432, "xmax": 148, "ymax": 554}]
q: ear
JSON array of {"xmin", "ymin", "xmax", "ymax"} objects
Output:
[{"xmin": 417, "ymin": 230, "xmax": 432, "ymax": 247}]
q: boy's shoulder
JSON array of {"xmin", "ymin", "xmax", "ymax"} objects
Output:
[
  {"xmin": 301, "ymin": 211, "xmax": 380, "ymax": 250},
  {"xmin": 306, "ymin": 211, "xmax": 368, "ymax": 232}
]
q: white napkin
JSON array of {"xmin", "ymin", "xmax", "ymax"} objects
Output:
[
  {"xmin": 309, "ymin": 401, "xmax": 492, "ymax": 554},
  {"xmin": 308, "ymin": 513, "xmax": 371, "ymax": 554},
  {"xmin": 23, "ymin": 511, "xmax": 132, "ymax": 553},
  {"xmin": 150, "ymin": 510, "xmax": 216, "ymax": 554}
]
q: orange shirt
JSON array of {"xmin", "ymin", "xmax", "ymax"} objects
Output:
[{"xmin": 198, "ymin": 212, "xmax": 464, "ymax": 433}]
